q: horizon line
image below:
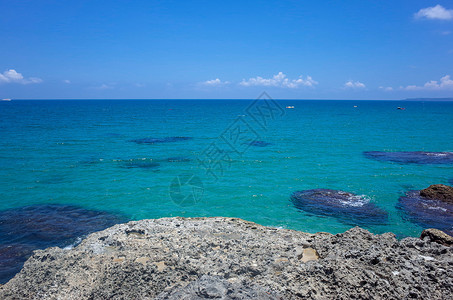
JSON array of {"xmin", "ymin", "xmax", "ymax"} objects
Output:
[{"xmin": 3, "ymin": 98, "xmax": 453, "ymax": 101}]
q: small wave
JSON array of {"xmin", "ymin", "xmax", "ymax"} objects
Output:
[
  {"xmin": 63, "ymin": 237, "xmax": 83, "ymax": 250},
  {"xmin": 426, "ymin": 152, "xmax": 447, "ymax": 157},
  {"xmin": 425, "ymin": 205, "xmax": 447, "ymax": 212},
  {"xmin": 339, "ymin": 195, "xmax": 371, "ymax": 207}
]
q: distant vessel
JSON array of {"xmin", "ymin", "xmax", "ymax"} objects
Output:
[
  {"xmin": 286, "ymin": 106, "xmax": 295, "ymax": 109},
  {"xmin": 397, "ymin": 107, "xmax": 405, "ymax": 110},
  {"xmin": 1, "ymin": 98, "xmax": 11, "ymax": 101}
]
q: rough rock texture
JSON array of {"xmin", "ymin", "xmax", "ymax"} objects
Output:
[
  {"xmin": 1, "ymin": 217, "xmax": 452, "ymax": 299},
  {"xmin": 421, "ymin": 228, "xmax": 453, "ymax": 246},
  {"xmin": 154, "ymin": 275, "xmax": 280, "ymax": 299},
  {"xmin": 420, "ymin": 184, "xmax": 453, "ymax": 204}
]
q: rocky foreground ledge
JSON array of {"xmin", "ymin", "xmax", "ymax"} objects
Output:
[{"xmin": 1, "ymin": 218, "xmax": 452, "ymax": 299}]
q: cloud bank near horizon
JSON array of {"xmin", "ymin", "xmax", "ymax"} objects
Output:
[
  {"xmin": 402, "ymin": 75, "xmax": 453, "ymax": 90},
  {"xmin": 239, "ymin": 72, "xmax": 318, "ymax": 88},
  {"xmin": 0, "ymin": 69, "xmax": 42, "ymax": 85},
  {"xmin": 344, "ymin": 80, "xmax": 366, "ymax": 89},
  {"xmin": 200, "ymin": 78, "xmax": 231, "ymax": 87}
]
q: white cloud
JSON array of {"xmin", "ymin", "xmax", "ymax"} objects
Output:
[
  {"xmin": 401, "ymin": 75, "xmax": 453, "ymax": 90},
  {"xmin": 379, "ymin": 86, "xmax": 393, "ymax": 91},
  {"xmin": 239, "ymin": 72, "xmax": 317, "ymax": 88},
  {"xmin": 100, "ymin": 84, "xmax": 112, "ymax": 89},
  {"xmin": 402, "ymin": 85, "xmax": 418, "ymax": 91},
  {"xmin": 0, "ymin": 69, "xmax": 42, "ymax": 84},
  {"xmin": 63, "ymin": 79, "xmax": 71, "ymax": 84},
  {"xmin": 201, "ymin": 78, "xmax": 230, "ymax": 87},
  {"xmin": 344, "ymin": 80, "xmax": 366, "ymax": 89},
  {"xmin": 415, "ymin": 5, "xmax": 453, "ymax": 20},
  {"xmin": 95, "ymin": 83, "xmax": 114, "ymax": 90}
]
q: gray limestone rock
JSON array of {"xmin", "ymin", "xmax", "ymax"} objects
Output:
[{"xmin": 1, "ymin": 217, "xmax": 452, "ymax": 299}]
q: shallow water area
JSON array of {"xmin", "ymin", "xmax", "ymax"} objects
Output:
[{"xmin": 0, "ymin": 100, "xmax": 452, "ymax": 240}]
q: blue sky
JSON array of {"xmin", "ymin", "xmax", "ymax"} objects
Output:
[{"xmin": 1, "ymin": 0, "xmax": 452, "ymax": 99}]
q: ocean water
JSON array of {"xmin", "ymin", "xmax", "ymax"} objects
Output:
[{"xmin": 0, "ymin": 99, "xmax": 452, "ymax": 241}]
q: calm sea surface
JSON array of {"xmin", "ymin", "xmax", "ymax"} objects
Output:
[{"xmin": 1, "ymin": 99, "xmax": 452, "ymax": 238}]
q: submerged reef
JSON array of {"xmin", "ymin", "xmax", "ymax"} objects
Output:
[
  {"xmin": 130, "ymin": 137, "xmax": 193, "ymax": 144},
  {"xmin": 120, "ymin": 158, "xmax": 160, "ymax": 169},
  {"xmin": 291, "ymin": 189, "xmax": 388, "ymax": 226},
  {"xmin": 119, "ymin": 156, "xmax": 192, "ymax": 169},
  {"xmin": 82, "ymin": 156, "xmax": 192, "ymax": 170},
  {"xmin": 1, "ymin": 217, "xmax": 452, "ymax": 299},
  {"xmin": 0, "ymin": 204, "xmax": 126, "ymax": 284},
  {"xmin": 363, "ymin": 151, "xmax": 453, "ymax": 164},
  {"xmin": 398, "ymin": 187, "xmax": 453, "ymax": 236}
]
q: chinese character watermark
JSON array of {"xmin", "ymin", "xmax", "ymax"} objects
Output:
[{"xmin": 169, "ymin": 92, "xmax": 285, "ymax": 206}]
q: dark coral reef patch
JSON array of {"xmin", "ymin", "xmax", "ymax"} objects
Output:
[
  {"xmin": 363, "ymin": 151, "xmax": 453, "ymax": 164},
  {"xmin": 120, "ymin": 158, "xmax": 160, "ymax": 169},
  {"xmin": 130, "ymin": 137, "xmax": 193, "ymax": 144},
  {"xmin": 0, "ymin": 204, "xmax": 126, "ymax": 283},
  {"xmin": 398, "ymin": 190, "xmax": 453, "ymax": 236},
  {"xmin": 291, "ymin": 189, "xmax": 388, "ymax": 226}
]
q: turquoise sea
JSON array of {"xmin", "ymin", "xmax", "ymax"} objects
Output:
[{"xmin": 0, "ymin": 99, "xmax": 452, "ymax": 239}]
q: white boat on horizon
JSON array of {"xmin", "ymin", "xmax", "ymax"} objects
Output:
[{"xmin": 1, "ymin": 98, "xmax": 12, "ymax": 101}]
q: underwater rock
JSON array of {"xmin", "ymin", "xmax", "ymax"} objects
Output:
[
  {"xmin": 398, "ymin": 191, "xmax": 453, "ymax": 236},
  {"xmin": 0, "ymin": 244, "xmax": 35, "ymax": 285},
  {"xmin": 363, "ymin": 151, "xmax": 453, "ymax": 164},
  {"xmin": 0, "ymin": 204, "xmax": 126, "ymax": 284},
  {"xmin": 167, "ymin": 157, "xmax": 191, "ymax": 162},
  {"xmin": 420, "ymin": 184, "xmax": 453, "ymax": 204},
  {"xmin": 291, "ymin": 189, "xmax": 388, "ymax": 226},
  {"xmin": 120, "ymin": 158, "xmax": 160, "ymax": 169},
  {"xmin": 247, "ymin": 141, "xmax": 272, "ymax": 147},
  {"xmin": 130, "ymin": 137, "xmax": 192, "ymax": 144}
]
